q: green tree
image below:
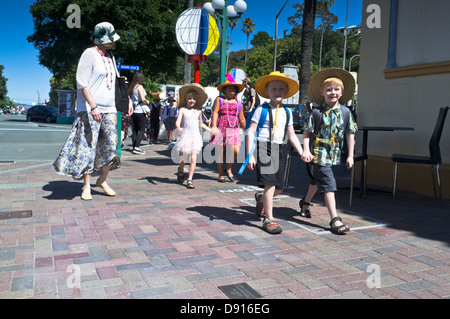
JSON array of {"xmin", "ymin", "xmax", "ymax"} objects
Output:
[
  {"xmin": 244, "ymin": 46, "xmax": 273, "ymax": 81},
  {"xmin": 0, "ymin": 65, "xmax": 8, "ymax": 109},
  {"xmin": 241, "ymin": 17, "xmax": 256, "ymax": 64},
  {"xmin": 250, "ymin": 31, "xmax": 273, "ymax": 48},
  {"xmin": 27, "ymin": 0, "xmax": 187, "ymax": 83},
  {"xmin": 278, "ymin": 36, "xmax": 302, "ymax": 67}
]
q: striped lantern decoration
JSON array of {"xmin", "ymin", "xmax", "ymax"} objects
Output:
[{"xmin": 175, "ymin": 7, "xmax": 220, "ymax": 83}]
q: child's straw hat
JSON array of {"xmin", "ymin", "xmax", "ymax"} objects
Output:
[
  {"xmin": 255, "ymin": 71, "xmax": 299, "ymax": 99},
  {"xmin": 177, "ymin": 83, "xmax": 208, "ymax": 108},
  {"xmin": 217, "ymin": 74, "xmax": 245, "ymax": 94},
  {"xmin": 308, "ymin": 68, "xmax": 356, "ymax": 105}
]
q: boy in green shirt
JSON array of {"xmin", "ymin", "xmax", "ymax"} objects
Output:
[{"xmin": 301, "ymin": 68, "xmax": 357, "ymax": 235}]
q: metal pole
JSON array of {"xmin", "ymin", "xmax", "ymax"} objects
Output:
[
  {"xmin": 342, "ymin": 0, "xmax": 349, "ymax": 69},
  {"xmin": 349, "ymin": 54, "xmax": 360, "ymax": 72},
  {"xmin": 184, "ymin": 0, "xmax": 194, "ymax": 84},
  {"xmin": 220, "ymin": 1, "xmax": 228, "ymax": 84},
  {"xmin": 274, "ymin": 0, "xmax": 289, "ymax": 71}
]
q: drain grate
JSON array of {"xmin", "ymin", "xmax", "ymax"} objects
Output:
[
  {"xmin": 218, "ymin": 283, "xmax": 262, "ymax": 299},
  {"xmin": 0, "ymin": 210, "xmax": 32, "ymax": 220}
]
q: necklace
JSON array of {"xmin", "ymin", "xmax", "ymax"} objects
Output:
[
  {"xmin": 224, "ymin": 99, "xmax": 238, "ymax": 128},
  {"xmin": 96, "ymin": 47, "xmax": 114, "ymax": 90}
]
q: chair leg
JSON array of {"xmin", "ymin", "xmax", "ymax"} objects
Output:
[
  {"xmin": 393, "ymin": 162, "xmax": 398, "ymax": 200},
  {"xmin": 362, "ymin": 159, "xmax": 367, "ymax": 199},
  {"xmin": 436, "ymin": 164, "xmax": 443, "ymax": 205},
  {"xmin": 349, "ymin": 164, "xmax": 355, "ymax": 206},
  {"xmin": 431, "ymin": 165, "xmax": 437, "ymax": 199}
]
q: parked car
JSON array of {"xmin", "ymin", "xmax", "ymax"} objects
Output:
[
  {"xmin": 284, "ymin": 104, "xmax": 305, "ymax": 133},
  {"xmin": 26, "ymin": 105, "xmax": 58, "ymax": 123}
]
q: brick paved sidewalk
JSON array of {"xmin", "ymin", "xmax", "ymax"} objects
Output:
[{"xmin": 0, "ymin": 141, "xmax": 449, "ymax": 299}]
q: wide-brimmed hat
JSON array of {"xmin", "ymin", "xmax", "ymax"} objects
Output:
[
  {"xmin": 217, "ymin": 74, "xmax": 245, "ymax": 94},
  {"xmin": 92, "ymin": 22, "xmax": 120, "ymax": 44},
  {"xmin": 255, "ymin": 71, "xmax": 299, "ymax": 99},
  {"xmin": 308, "ymin": 68, "xmax": 355, "ymax": 105},
  {"xmin": 177, "ymin": 83, "xmax": 208, "ymax": 108}
]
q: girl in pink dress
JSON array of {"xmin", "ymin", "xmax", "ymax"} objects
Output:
[
  {"xmin": 210, "ymin": 75, "xmax": 246, "ymax": 182},
  {"xmin": 175, "ymin": 83, "xmax": 212, "ymax": 189}
]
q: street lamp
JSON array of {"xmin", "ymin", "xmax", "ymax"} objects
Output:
[
  {"xmin": 274, "ymin": 0, "xmax": 289, "ymax": 71},
  {"xmin": 349, "ymin": 54, "xmax": 360, "ymax": 72},
  {"xmin": 203, "ymin": 0, "xmax": 247, "ymax": 84}
]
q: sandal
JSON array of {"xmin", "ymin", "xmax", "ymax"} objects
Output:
[
  {"xmin": 263, "ymin": 219, "xmax": 282, "ymax": 234},
  {"xmin": 96, "ymin": 180, "xmax": 116, "ymax": 196},
  {"xmin": 226, "ymin": 169, "xmax": 235, "ymax": 182},
  {"xmin": 81, "ymin": 186, "xmax": 92, "ymax": 201},
  {"xmin": 217, "ymin": 176, "xmax": 226, "ymax": 183},
  {"xmin": 177, "ymin": 168, "xmax": 185, "ymax": 183},
  {"xmin": 186, "ymin": 180, "xmax": 195, "ymax": 189},
  {"xmin": 254, "ymin": 193, "xmax": 264, "ymax": 217},
  {"xmin": 299, "ymin": 199, "xmax": 312, "ymax": 218},
  {"xmin": 330, "ymin": 217, "xmax": 350, "ymax": 235}
]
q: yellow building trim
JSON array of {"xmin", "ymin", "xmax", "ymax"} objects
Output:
[{"xmin": 384, "ymin": 61, "xmax": 450, "ymax": 79}]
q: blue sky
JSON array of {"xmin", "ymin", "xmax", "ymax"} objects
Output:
[{"xmin": 0, "ymin": 0, "xmax": 362, "ymax": 105}]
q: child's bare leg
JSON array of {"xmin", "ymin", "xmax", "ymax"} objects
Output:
[
  {"xmin": 188, "ymin": 153, "xmax": 197, "ymax": 181},
  {"xmin": 262, "ymin": 185, "xmax": 282, "ymax": 220},
  {"xmin": 216, "ymin": 145, "xmax": 225, "ymax": 180},
  {"xmin": 303, "ymin": 184, "xmax": 318, "ymax": 209}
]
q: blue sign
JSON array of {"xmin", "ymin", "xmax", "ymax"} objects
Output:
[{"xmin": 118, "ymin": 65, "xmax": 140, "ymax": 71}]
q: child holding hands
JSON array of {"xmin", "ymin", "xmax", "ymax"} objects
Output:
[
  {"xmin": 242, "ymin": 71, "xmax": 304, "ymax": 234},
  {"xmin": 301, "ymin": 68, "xmax": 357, "ymax": 235},
  {"xmin": 174, "ymin": 83, "xmax": 213, "ymax": 189}
]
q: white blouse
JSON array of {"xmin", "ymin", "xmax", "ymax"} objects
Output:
[{"xmin": 76, "ymin": 47, "xmax": 117, "ymax": 113}]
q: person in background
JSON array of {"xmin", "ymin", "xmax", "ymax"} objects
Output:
[
  {"xmin": 128, "ymin": 71, "xmax": 151, "ymax": 154},
  {"xmin": 149, "ymin": 95, "xmax": 162, "ymax": 144},
  {"xmin": 163, "ymin": 97, "xmax": 178, "ymax": 143}
]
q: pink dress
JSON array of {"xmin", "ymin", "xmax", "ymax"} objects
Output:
[
  {"xmin": 175, "ymin": 108, "xmax": 203, "ymax": 155},
  {"xmin": 209, "ymin": 98, "xmax": 241, "ymax": 146}
]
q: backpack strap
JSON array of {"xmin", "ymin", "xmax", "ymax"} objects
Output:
[{"xmin": 238, "ymin": 104, "xmax": 269, "ymax": 175}]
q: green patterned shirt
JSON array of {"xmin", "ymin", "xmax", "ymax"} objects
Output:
[{"xmin": 305, "ymin": 105, "xmax": 357, "ymax": 166}]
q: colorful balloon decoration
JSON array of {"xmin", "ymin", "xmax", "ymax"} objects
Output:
[{"xmin": 175, "ymin": 7, "xmax": 220, "ymax": 83}]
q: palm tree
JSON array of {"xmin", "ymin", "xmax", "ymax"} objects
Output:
[
  {"xmin": 226, "ymin": 18, "xmax": 239, "ymax": 72},
  {"xmin": 279, "ymin": 36, "xmax": 302, "ymax": 66},
  {"xmin": 299, "ymin": 0, "xmax": 317, "ymax": 106},
  {"xmin": 241, "ymin": 17, "xmax": 256, "ymax": 64}
]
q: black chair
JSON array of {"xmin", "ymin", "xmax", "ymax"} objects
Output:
[
  {"xmin": 392, "ymin": 106, "xmax": 449, "ymax": 202},
  {"xmin": 349, "ymin": 154, "xmax": 368, "ymax": 206}
]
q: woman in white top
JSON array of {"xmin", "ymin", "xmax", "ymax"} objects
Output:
[
  {"xmin": 128, "ymin": 71, "xmax": 151, "ymax": 154},
  {"xmin": 52, "ymin": 22, "xmax": 133, "ymax": 201}
]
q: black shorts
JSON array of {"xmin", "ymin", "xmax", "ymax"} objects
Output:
[
  {"xmin": 309, "ymin": 165, "xmax": 337, "ymax": 193},
  {"xmin": 256, "ymin": 142, "xmax": 285, "ymax": 190}
]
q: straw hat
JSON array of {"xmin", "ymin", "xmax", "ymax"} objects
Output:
[
  {"xmin": 308, "ymin": 68, "xmax": 355, "ymax": 105},
  {"xmin": 92, "ymin": 22, "xmax": 120, "ymax": 44},
  {"xmin": 255, "ymin": 71, "xmax": 299, "ymax": 99},
  {"xmin": 217, "ymin": 74, "xmax": 245, "ymax": 94},
  {"xmin": 177, "ymin": 83, "xmax": 208, "ymax": 108}
]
